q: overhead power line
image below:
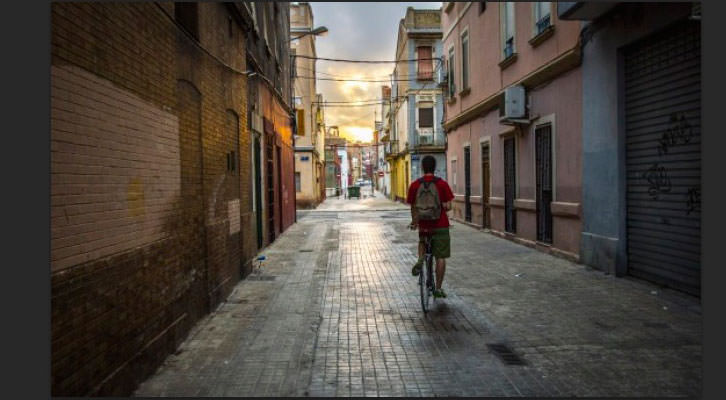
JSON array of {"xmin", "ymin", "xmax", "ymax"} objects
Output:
[
  {"xmin": 298, "ymin": 75, "xmax": 440, "ymax": 83},
  {"xmin": 294, "ymin": 64, "xmax": 430, "ymax": 80},
  {"xmin": 293, "ymin": 54, "xmax": 443, "ymax": 64}
]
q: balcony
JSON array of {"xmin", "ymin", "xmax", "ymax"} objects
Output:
[
  {"xmin": 413, "ymin": 130, "xmax": 445, "ymax": 150},
  {"xmin": 385, "ymin": 140, "xmax": 399, "ymax": 156}
]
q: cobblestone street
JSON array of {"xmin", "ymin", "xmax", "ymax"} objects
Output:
[{"xmin": 135, "ymin": 193, "xmax": 701, "ymax": 397}]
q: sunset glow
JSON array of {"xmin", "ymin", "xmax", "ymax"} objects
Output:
[{"xmin": 341, "ymin": 126, "xmax": 374, "ymax": 143}]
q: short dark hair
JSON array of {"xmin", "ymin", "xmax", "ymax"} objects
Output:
[{"xmin": 421, "ymin": 155, "xmax": 436, "ymax": 174}]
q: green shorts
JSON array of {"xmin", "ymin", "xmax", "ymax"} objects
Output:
[{"xmin": 419, "ymin": 228, "xmax": 451, "ymax": 259}]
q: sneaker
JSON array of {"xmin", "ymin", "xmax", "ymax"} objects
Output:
[
  {"xmin": 433, "ymin": 288, "xmax": 447, "ymax": 298},
  {"xmin": 411, "ymin": 259, "xmax": 423, "ymax": 276}
]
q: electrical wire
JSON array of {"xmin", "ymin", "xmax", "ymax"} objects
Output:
[
  {"xmin": 293, "ymin": 54, "xmax": 444, "ymax": 64},
  {"xmin": 297, "ymin": 75, "xmax": 440, "ymax": 83},
  {"xmin": 153, "ymin": 2, "xmax": 294, "ymax": 121},
  {"xmin": 294, "ymin": 64, "xmax": 430, "ymax": 80}
]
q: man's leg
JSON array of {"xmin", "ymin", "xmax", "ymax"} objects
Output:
[
  {"xmin": 412, "ymin": 237, "xmax": 424, "ymax": 275},
  {"xmin": 435, "ymin": 258, "xmax": 446, "ymax": 290},
  {"xmin": 432, "ymin": 228, "xmax": 450, "ymax": 296}
]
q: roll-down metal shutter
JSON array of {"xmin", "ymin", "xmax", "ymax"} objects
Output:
[{"xmin": 624, "ymin": 19, "xmax": 701, "ymax": 296}]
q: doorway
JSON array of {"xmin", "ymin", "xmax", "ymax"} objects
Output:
[
  {"xmin": 503, "ymin": 137, "xmax": 516, "ymax": 233},
  {"xmin": 481, "ymin": 143, "xmax": 491, "ymax": 229},
  {"xmin": 535, "ymin": 125, "xmax": 553, "ymax": 244},
  {"xmin": 254, "ymin": 136, "xmax": 263, "ymax": 249},
  {"xmin": 276, "ymin": 146, "xmax": 283, "ymax": 235},
  {"xmin": 265, "ymin": 132, "xmax": 275, "ymax": 243},
  {"xmin": 464, "ymin": 147, "xmax": 472, "ymax": 222}
]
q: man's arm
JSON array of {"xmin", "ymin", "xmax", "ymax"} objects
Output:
[{"xmin": 410, "ymin": 203, "xmax": 419, "ymax": 227}]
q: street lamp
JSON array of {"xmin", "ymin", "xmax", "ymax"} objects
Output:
[{"xmin": 288, "ymin": 26, "xmax": 328, "ymax": 42}]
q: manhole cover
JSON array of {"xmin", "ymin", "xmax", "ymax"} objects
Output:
[{"xmin": 486, "ymin": 343, "xmax": 527, "ymax": 366}]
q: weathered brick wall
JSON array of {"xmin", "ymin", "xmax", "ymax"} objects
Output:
[{"xmin": 51, "ymin": 2, "xmax": 254, "ymax": 396}]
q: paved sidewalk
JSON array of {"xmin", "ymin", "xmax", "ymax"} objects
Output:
[{"xmin": 135, "ymin": 196, "xmax": 701, "ymax": 397}]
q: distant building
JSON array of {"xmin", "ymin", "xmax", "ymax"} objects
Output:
[
  {"xmin": 387, "ymin": 7, "xmax": 446, "ymax": 203},
  {"xmin": 379, "ymin": 86, "xmax": 393, "ymax": 196},
  {"xmin": 325, "ymin": 126, "xmax": 347, "ymax": 196},
  {"xmin": 291, "ymin": 2, "xmax": 326, "ymax": 209}
]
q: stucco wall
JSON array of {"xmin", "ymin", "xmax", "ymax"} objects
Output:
[
  {"xmin": 579, "ymin": 3, "xmax": 693, "ymax": 274},
  {"xmin": 446, "ymin": 65, "xmax": 582, "ymax": 256},
  {"xmin": 443, "ymin": 2, "xmax": 581, "ymax": 117}
]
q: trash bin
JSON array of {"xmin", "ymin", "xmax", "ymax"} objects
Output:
[{"xmin": 347, "ymin": 185, "xmax": 360, "ymax": 199}]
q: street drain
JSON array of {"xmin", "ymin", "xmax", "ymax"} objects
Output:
[
  {"xmin": 593, "ymin": 320, "xmax": 616, "ymax": 330},
  {"xmin": 486, "ymin": 343, "xmax": 527, "ymax": 366},
  {"xmin": 247, "ymin": 275, "xmax": 277, "ymax": 281},
  {"xmin": 299, "ymin": 249, "xmax": 314, "ymax": 253}
]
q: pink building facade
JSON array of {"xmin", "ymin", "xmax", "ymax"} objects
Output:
[{"xmin": 442, "ymin": 2, "xmax": 583, "ymax": 260}]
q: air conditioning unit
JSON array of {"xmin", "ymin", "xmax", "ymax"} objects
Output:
[
  {"xmin": 437, "ymin": 67, "xmax": 447, "ymax": 88},
  {"xmin": 504, "ymin": 85, "xmax": 526, "ymax": 118}
]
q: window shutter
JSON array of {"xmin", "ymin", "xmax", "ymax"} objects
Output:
[
  {"xmin": 297, "ymin": 109, "xmax": 305, "ymax": 136},
  {"xmin": 419, "ymin": 107, "xmax": 434, "ymax": 128},
  {"xmin": 417, "ymin": 46, "xmax": 433, "ymax": 80}
]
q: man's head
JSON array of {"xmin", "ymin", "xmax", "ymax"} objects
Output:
[{"xmin": 421, "ymin": 155, "xmax": 436, "ymax": 174}]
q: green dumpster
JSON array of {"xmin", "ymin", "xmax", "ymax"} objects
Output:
[{"xmin": 347, "ymin": 186, "xmax": 360, "ymax": 199}]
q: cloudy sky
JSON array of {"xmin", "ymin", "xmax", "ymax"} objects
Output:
[{"xmin": 309, "ymin": 2, "xmax": 443, "ymax": 143}]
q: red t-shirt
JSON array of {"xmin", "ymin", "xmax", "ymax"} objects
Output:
[{"xmin": 406, "ymin": 174, "xmax": 455, "ymax": 230}]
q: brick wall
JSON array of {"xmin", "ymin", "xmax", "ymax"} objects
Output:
[{"xmin": 51, "ymin": 3, "xmax": 256, "ymax": 396}]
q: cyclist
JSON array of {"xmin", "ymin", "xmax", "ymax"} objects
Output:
[{"xmin": 407, "ymin": 155, "xmax": 454, "ymax": 299}]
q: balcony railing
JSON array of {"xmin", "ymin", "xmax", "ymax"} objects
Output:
[
  {"xmin": 413, "ymin": 131, "xmax": 445, "ymax": 148},
  {"xmin": 385, "ymin": 140, "xmax": 399, "ymax": 155}
]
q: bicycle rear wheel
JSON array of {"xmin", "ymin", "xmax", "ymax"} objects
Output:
[{"xmin": 420, "ymin": 255, "xmax": 432, "ymax": 313}]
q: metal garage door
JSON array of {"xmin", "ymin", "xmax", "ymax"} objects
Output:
[{"xmin": 624, "ymin": 19, "xmax": 701, "ymax": 296}]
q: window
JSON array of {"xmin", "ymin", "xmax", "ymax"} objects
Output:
[
  {"xmin": 417, "ymin": 46, "xmax": 433, "ymax": 80},
  {"xmin": 501, "ymin": 2, "xmax": 515, "ymax": 59},
  {"xmin": 291, "ymin": 48, "xmax": 297, "ymax": 76},
  {"xmin": 461, "ymin": 30, "xmax": 469, "ymax": 90},
  {"xmin": 226, "ymin": 151, "xmax": 236, "ymax": 173},
  {"xmin": 296, "ymin": 109, "xmax": 305, "ymax": 136},
  {"xmin": 175, "ymin": 3, "xmax": 199, "ymax": 40},
  {"xmin": 451, "ymin": 160, "xmax": 458, "ymax": 193},
  {"xmin": 419, "ymin": 107, "xmax": 433, "ymax": 128},
  {"xmin": 295, "ymin": 172, "xmax": 301, "ymax": 192},
  {"xmin": 533, "ymin": 2, "xmax": 551, "ymax": 36},
  {"xmin": 447, "ymin": 47, "xmax": 456, "ymax": 97}
]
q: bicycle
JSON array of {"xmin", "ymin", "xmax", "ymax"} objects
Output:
[{"xmin": 411, "ymin": 224, "xmax": 436, "ymax": 313}]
